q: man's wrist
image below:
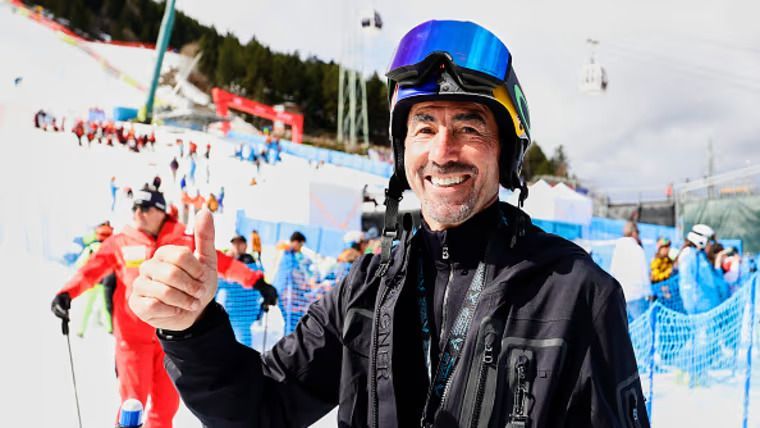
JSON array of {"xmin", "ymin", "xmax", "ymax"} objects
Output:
[{"xmin": 157, "ymin": 302, "xmax": 226, "ymax": 341}]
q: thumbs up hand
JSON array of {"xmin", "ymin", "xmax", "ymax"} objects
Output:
[{"xmin": 129, "ymin": 209, "xmax": 218, "ymax": 331}]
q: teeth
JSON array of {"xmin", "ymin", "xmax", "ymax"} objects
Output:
[{"xmin": 430, "ymin": 176, "xmax": 466, "ymax": 187}]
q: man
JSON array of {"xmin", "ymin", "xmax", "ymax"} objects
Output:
[
  {"xmin": 610, "ymin": 221, "xmax": 653, "ymax": 321},
  {"xmin": 230, "ymin": 234, "xmax": 256, "ymax": 264},
  {"xmin": 130, "ymin": 20, "xmax": 648, "ymax": 427},
  {"xmin": 51, "ymin": 187, "xmax": 277, "ymax": 428}
]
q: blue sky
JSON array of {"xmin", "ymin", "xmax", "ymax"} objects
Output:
[{"xmin": 174, "ymin": 0, "xmax": 760, "ymax": 195}]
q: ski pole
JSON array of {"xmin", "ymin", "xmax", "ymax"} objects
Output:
[{"xmin": 62, "ymin": 318, "xmax": 84, "ymax": 428}]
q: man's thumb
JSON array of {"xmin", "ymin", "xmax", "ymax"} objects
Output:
[{"xmin": 194, "ymin": 208, "xmax": 217, "ymax": 269}]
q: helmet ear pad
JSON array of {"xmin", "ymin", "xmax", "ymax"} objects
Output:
[{"xmin": 390, "ymin": 93, "xmax": 527, "ymax": 192}]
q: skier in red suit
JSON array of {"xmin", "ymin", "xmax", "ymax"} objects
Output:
[{"xmin": 50, "ymin": 187, "xmax": 277, "ymax": 428}]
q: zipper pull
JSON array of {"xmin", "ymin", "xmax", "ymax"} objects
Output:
[
  {"xmin": 507, "ymin": 355, "xmax": 530, "ymax": 427},
  {"xmin": 483, "ymin": 333, "xmax": 496, "ymax": 365},
  {"xmin": 442, "ymin": 245, "xmax": 449, "ymax": 260}
]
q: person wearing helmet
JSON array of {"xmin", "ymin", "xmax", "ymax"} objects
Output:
[
  {"xmin": 51, "ymin": 187, "xmax": 277, "ymax": 428},
  {"xmin": 130, "ymin": 20, "xmax": 648, "ymax": 427},
  {"xmin": 677, "ymin": 224, "xmax": 730, "ymax": 314}
]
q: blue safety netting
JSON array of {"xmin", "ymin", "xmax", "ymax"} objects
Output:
[
  {"xmin": 651, "ymin": 274, "xmax": 686, "ymax": 313},
  {"xmin": 226, "ymin": 131, "xmax": 394, "ymax": 178},
  {"xmin": 215, "ymin": 262, "xmax": 265, "ymax": 347},
  {"xmin": 630, "ymin": 273, "xmax": 758, "ymax": 425}
]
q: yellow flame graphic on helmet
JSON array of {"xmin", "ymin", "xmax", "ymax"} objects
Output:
[{"xmin": 493, "ymin": 85, "xmax": 528, "ymax": 140}]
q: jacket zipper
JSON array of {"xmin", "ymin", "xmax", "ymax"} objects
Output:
[
  {"xmin": 469, "ymin": 332, "xmax": 497, "ymax": 428},
  {"xmin": 439, "ymin": 264, "xmax": 453, "ymax": 343},
  {"xmin": 507, "ymin": 355, "xmax": 530, "ymax": 428}
]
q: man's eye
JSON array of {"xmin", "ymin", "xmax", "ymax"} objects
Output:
[
  {"xmin": 460, "ymin": 126, "xmax": 480, "ymax": 134},
  {"xmin": 417, "ymin": 127, "xmax": 434, "ymax": 135}
]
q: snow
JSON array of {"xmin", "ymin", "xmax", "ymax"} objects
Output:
[{"xmin": 0, "ymin": 2, "xmax": 757, "ymax": 427}]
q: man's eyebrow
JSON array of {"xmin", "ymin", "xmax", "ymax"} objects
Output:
[
  {"xmin": 452, "ymin": 112, "xmax": 486, "ymax": 125},
  {"xmin": 410, "ymin": 113, "xmax": 435, "ymax": 124}
]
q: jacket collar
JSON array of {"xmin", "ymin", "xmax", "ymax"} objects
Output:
[{"xmin": 419, "ymin": 201, "xmax": 500, "ymax": 267}]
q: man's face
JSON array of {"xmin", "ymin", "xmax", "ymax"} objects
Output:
[
  {"xmin": 291, "ymin": 240, "xmax": 304, "ymax": 252},
  {"xmin": 133, "ymin": 206, "xmax": 166, "ymax": 236},
  {"xmin": 404, "ymin": 100, "xmax": 501, "ymax": 230},
  {"xmin": 233, "ymin": 240, "xmax": 247, "ymax": 255}
]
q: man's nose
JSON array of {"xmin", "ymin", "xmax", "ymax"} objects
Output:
[{"xmin": 428, "ymin": 128, "xmax": 459, "ymax": 165}]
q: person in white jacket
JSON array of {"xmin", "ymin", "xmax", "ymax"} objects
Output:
[{"xmin": 610, "ymin": 221, "xmax": 653, "ymax": 321}]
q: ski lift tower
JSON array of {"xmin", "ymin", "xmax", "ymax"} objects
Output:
[
  {"xmin": 580, "ymin": 38, "xmax": 609, "ymax": 94},
  {"xmin": 337, "ymin": 7, "xmax": 382, "ymax": 150}
]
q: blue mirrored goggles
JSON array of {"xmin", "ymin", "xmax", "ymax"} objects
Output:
[{"xmin": 387, "ymin": 20, "xmax": 511, "ymax": 87}]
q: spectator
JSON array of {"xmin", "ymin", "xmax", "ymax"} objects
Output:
[
  {"xmin": 711, "ymin": 243, "xmax": 742, "ymax": 285},
  {"xmin": 651, "ymin": 237, "xmax": 675, "ymax": 284},
  {"xmin": 677, "ymin": 224, "xmax": 730, "ymax": 314},
  {"xmin": 610, "ymin": 221, "xmax": 653, "ymax": 321},
  {"xmin": 651, "ymin": 237, "xmax": 676, "ymax": 301},
  {"xmin": 249, "ymin": 229, "xmax": 262, "ymax": 263},
  {"xmin": 109, "ymin": 176, "xmax": 119, "ymax": 212},
  {"xmin": 206, "ymin": 193, "xmax": 219, "ymax": 213},
  {"xmin": 230, "ymin": 235, "xmax": 256, "ymax": 264},
  {"xmin": 188, "ymin": 155, "xmax": 197, "ymax": 184},
  {"xmin": 217, "ymin": 186, "xmax": 225, "ymax": 213},
  {"xmin": 289, "ymin": 231, "xmax": 306, "ymax": 253},
  {"xmin": 169, "ymin": 157, "xmax": 179, "ymax": 182}
]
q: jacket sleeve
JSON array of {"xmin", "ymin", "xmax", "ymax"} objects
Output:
[
  {"xmin": 217, "ymin": 250, "xmax": 264, "ymax": 287},
  {"xmin": 160, "ymin": 270, "xmax": 349, "ymax": 427},
  {"xmin": 574, "ymin": 284, "xmax": 651, "ymax": 428},
  {"xmin": 59, "ymin": 237, "xmax": 117, "ymax": 298}
]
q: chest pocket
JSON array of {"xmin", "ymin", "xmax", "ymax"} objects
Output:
[{"xmin": 494, "ymin": 337, "xmax": 566, "ymax": 428}]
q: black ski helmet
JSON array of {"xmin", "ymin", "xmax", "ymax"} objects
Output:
[{"xmin": 386, "ymin": 20, "xmax": 532, "ymax": 194}]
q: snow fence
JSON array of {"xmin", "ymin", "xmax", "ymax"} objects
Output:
[{"xmin": 630, "ymin": 273, "xmax": 758, "ymax": 426}]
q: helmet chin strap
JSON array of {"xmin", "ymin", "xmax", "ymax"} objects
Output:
[
  {"xmin": 377, "ymin": 174, "xmax": 405, "ymax": 277},
  {"xmin": 518, "ymin": 180, "xmax": 529, "ymax": 208}
]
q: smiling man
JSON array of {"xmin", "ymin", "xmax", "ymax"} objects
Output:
[{"xmin": 130, "ymin": 20, "xmax": 648, "ymax": 427}]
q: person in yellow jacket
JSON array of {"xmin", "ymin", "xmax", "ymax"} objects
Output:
[
  {"xmin": 650, "ymin": 237, "xmax": 675, "ymax": 300},
  {"xmin": 651, "ymin": 237, "xmax": 674, "ymax": 283}
]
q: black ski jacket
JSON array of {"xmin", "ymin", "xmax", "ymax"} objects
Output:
[{"xmin": 159, "ymin": 203, "xmax": 649, "ymax": 428}]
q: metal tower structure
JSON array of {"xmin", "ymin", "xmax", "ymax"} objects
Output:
[
  {"xmin": 337, "ymin": 7, "xmax": 381, "ymax": 149},
  {"xmin": 143, "ymin": 0, "xmax": 176, "ymax": 123},
  {"xmin": 337, "ymin": 67, "xmax": 369, "ymax": 149}
]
